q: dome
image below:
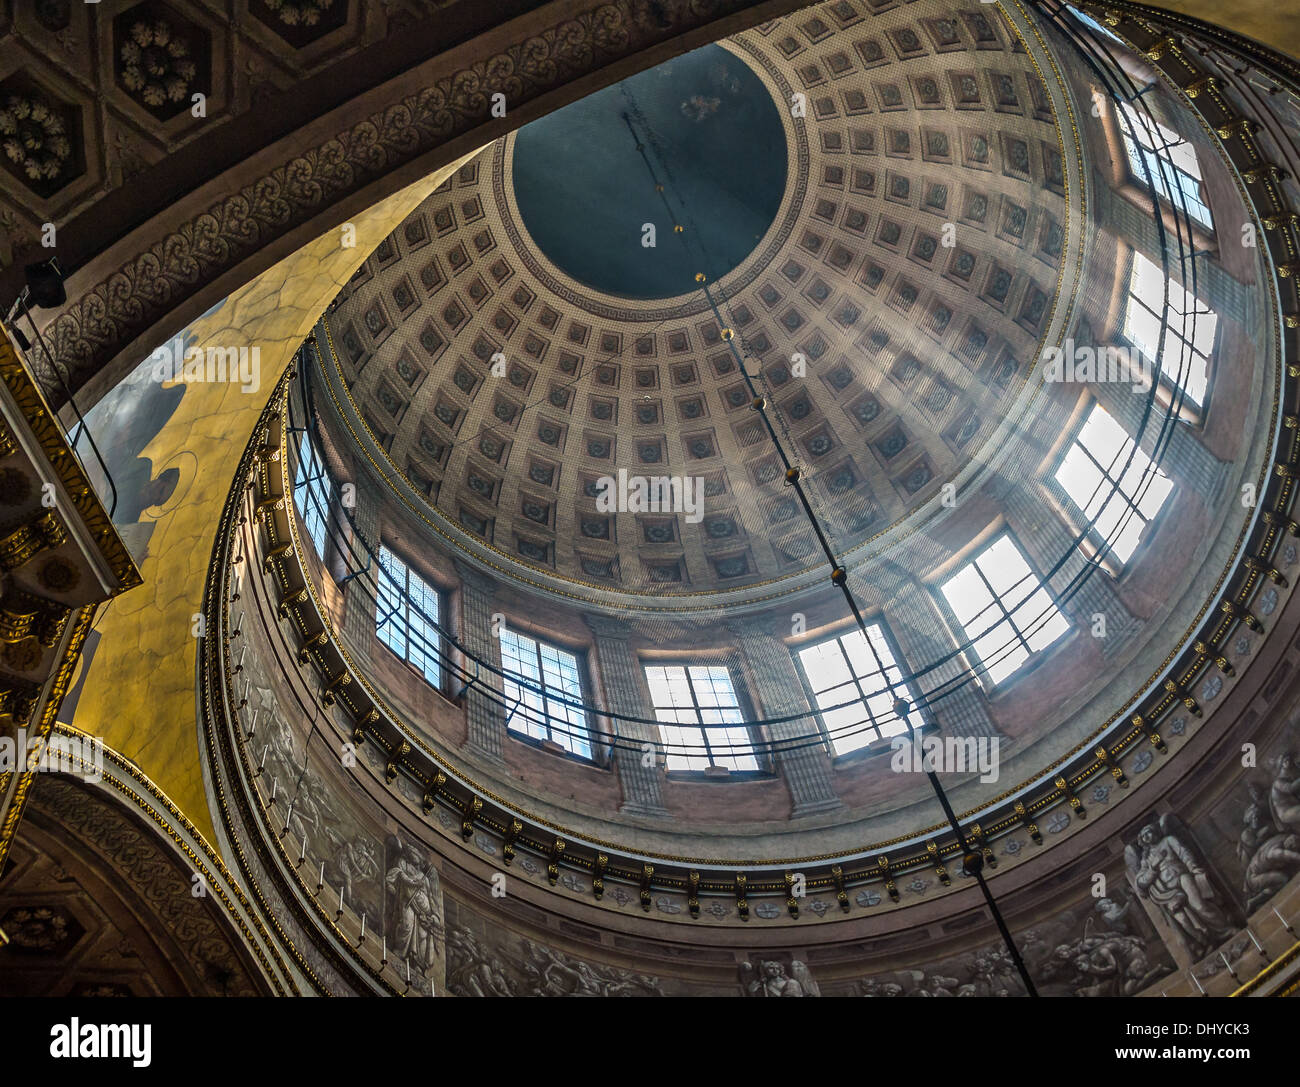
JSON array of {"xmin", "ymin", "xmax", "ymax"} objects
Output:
[
  {"xmin": 294, "ymin": 0, "xmax": 1271, "ymax": 870},
  {"xmin": 6, "ymin": 0, "xmax": 1300, "ymax": 1008},
  {"xmin": 323, "ymin": 11, "xmax": 1092, "ymax": 603}
]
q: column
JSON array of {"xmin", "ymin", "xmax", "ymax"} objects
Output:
[
  {"xmin": 454, "ymin": 559, "xmax": 506, "ymax": 763},
  {"xmin": 727, "ymin": 617, "xmax": 842, "ymax": 815},
  {"xmin": 584, "ymin": 615, "xmax": 669, "ymax": 817},
  {"xmin": 884, "ymin": 577, "xmax": 1002, "ymax": 740},
  {"xmin": 340, "ymin": 455, "xmax": 381, "ymax": 656}
]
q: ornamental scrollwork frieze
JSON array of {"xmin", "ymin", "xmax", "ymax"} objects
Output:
[{"xmin": 0, "ymin": 586, "xmax": 70, "ymax": 647}]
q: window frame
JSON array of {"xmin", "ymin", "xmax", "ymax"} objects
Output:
[
  {"xmin": 374, "ymin": 544, "xmax": 446, "ymax": 692},
  {"xmin": 792, "ymin": 619, "xmax": 924, "ymax": 760},
  {"xmin": 1114, "ymin": 100, "xmax": 1213, "ymax": 232},
  {"xmin": 1049, "ymin": 400, "xmax": 1175, "ymax": 572},
  {"xmin": 935, "ymin": 531, "xmax": 1072, "ymax": 691},
  {"xmin": 1121, "ymin": 248, "xmax": 1218, "ymax": 420},
  {"xmin": 642, "ymin": 661, "xmax": 769, "ymax": 776},
  {"xmin": 498, "ymin": 626, "xmax": 596, "ymax": 763},
  {"xmin": 292, "ymin": 433, "xmax": 335, "ymax": 560},
  {"xmin": 1063, "ymin": 4, "xmax": 1126, "ymax": 47}
]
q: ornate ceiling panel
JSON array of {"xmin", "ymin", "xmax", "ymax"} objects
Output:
[{"xmin": 2, "ymin": 0, "xmax": 810, "ymax": 404}]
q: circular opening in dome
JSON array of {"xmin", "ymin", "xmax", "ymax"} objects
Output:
[{"xmin": 510, "ymin": 43, "xmax": 788, "ymax": 300}]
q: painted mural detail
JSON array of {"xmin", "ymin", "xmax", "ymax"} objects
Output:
[
  {"xmin": 74, "ymin": 333, "xmax": 190, "ymax": 561},
  {"xmin": 251, "ymin": 684, "xmax": 383, "ymax": 927},
  {"xmin": 332, "ymin": 837, "xmax": 380, "ymax": 908},
  {"xmin": 1238, "ymin": 753, "xmax": 1300, "ymax": 912},
  {"xmin": 238, "ymin": 617, "xmax": 452, "ymax": 989},
  {"xmin": 383, "ymin": 835, "xmax": 445, "ymax": 984},
  {"xmin": 59, "ymin": 311, "xmax": 223, "ymax": 730},
  {"xmin": 520, "ymin": 940, "xmax": 661, "ymax": 997},
  {"xmin": 1032, "ymin": 895, "xmax": 1170, "ymax": 997},
  {"xmin": 446, "ymin": 926, "xmax": 517, "ymax": 997},
  {"xmin": 856, "ymin": 942, "xmax": 1030, "ymax": 998},
  {"xmin": 444, "ymin": 898, "xmax": 665, "ymax": 997},
  {"xmin": 740, "ymin": 957, "xmax": 819, "ymax": 997},
  {"xmin": 1125, "ymin": 814, "xmax": 1238, "ymax": 966},
  {"xmin": 427, "ymin": 720, "xmax": 1300, "ymax": 996},
  {"xmin": 850, "ymin": 890, "xmax": 1176, "ymax": 998}
]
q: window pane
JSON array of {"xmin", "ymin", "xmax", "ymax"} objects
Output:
[
  {"xmin": 977, "ymin": 536, "xmax": 1031, "ymax": 596},
  {"xmin": 1056, "ymin": 447, "xmax": 1107, "ymax": 518},
  {"xmin": 939, "ymin": 564, "xmax": 991, "ymax": 625},
  {"xmin": 405, "ymin": 569, "xmax": 440, "ymax": 688},
  {"xmin": 293, "ymin": 437, "xmax": 331, "ymax": 557},
  {"xmin": 645, "ymin": 664, "xmax": 755, "ymax": 769},
  {"xmin": 501, "ymin": 629, "xmax": 590, "ymax": 757},
  {"xmin": 659, "ymin": 723, "xmax": 710, "ymax": 772},
  {"xmin": 979, "ymin": 628, "xmax": 1028, "ymax": 686},
  {"xmin": 940, "ymin": 535, "xmax": 1068, "ymax": 686},
  {"xmin": 797, "ymin": 639, "xmax": 853, "ymax": 689},
  {"xmin": 376, "ymin": 547, "xmax": 406, "ymax": 659},
  {"xmin": 1066, "ymin": 5, "xmax": 1125, "ymax": 45},
  {"xmin": 796, "ymin": 622, "xmax": 917, "ymax": 755},
  {"xmin": 1123, "ymin": 300, "xmax": 1163, "ymax": 362},
  {"xmin": 1013, "ymin": 588, "xmax": 1071, "ymax": 653}
]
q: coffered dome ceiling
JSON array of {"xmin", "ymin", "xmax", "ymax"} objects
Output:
[{"xmin": 322, "ymin": 0, "xmax": 1088, "ymax": 603}]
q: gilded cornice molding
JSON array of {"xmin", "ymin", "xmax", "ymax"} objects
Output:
[
  {"xmin": 0, "ymin": 510, "xmax": 66, "ymax": 572},
  {"xmin": 0, "ymin": 328, "xmax": 141, "ymax": 592}
]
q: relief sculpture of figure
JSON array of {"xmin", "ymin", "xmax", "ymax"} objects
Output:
[
  {"xmin": 1065, "ymin": 931, "xmax": 1159, "ymax": 997},
  {"xmin": 1126, "ymin": 815, "xmax": 1234, "ymax": 961},
  {"xmin": 520, "ymin": 939, "xmax": 660, "ymax": 996},
  {"xmin": 1026, "ymin": 894, "xmax": 1165, "ymax": 996},
  {"xmin": 446, "ymin": 928, "xmax": 515, "ymax": 997},
  {"xmin": 331, "ymin": 836, "xmax": 378, "ymax": 903},
  {"xmin": 1093, "ymin": 896, "xmax": 1136, "ymax": 936}
]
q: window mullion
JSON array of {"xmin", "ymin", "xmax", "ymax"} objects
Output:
[
  {"xmin": 979, "ymin": 552, "xmax": 1031, "ymax": 654},
  {"xmin": 842, "ymin": 639, "xmax": 878, "ymax": 742},
  {"xmin": 685, "ymin": 670, "xmax": 712, "ymax": 765},
  {"xmin": 533, "ymin": 640, "xmax": 551, "ymax": 743}
]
